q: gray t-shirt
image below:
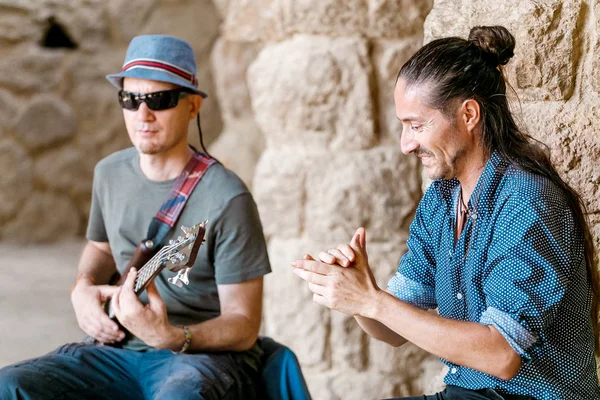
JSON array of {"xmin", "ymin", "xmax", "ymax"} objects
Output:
[{"xmin": 87, "ymin": 147, "xmax": 271, "ymax": 354}]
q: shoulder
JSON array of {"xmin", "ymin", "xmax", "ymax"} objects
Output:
[
  {"xmin": 94, "ymin": 147, "xmax": 137, "ymax": 176},
  {"xmin": 194, "ymin": 161, "xmax": 254, "ymax": 213},
  {"xmin": 202, "ymin": 162, "xmax": 249, "ymax": 198},
  {"xmin": 500, "ymin": 166, "xmax": 568, "ymax": 211}
]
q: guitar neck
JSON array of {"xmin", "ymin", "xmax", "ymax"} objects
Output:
[
  {"xmin": 133, "ymin": 249, "xmax": 169, "ymax": 294},
  {"xmin": 106, "ymin": 250, "xmax": 167, "ymax": 319}
]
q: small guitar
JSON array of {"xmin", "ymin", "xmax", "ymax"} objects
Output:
[{"xmin": 84, "ymin": 221, "xmax": 207, "ymax": 345}]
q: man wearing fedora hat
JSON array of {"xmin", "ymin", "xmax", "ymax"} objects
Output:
[{"xmin": 0, "ymin": 35, "xmax": 271, "ymax": 399}]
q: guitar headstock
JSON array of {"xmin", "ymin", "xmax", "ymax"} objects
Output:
[{"xmin": 164, "ymin": 221, "xmax": 207, "ymax": 273}]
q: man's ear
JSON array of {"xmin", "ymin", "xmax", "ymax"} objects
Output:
[
  {"xmin": 188, "ymin": 94, "xmax": 203, "ymax": 119},
  {"xmin": 461, "ymin": 98, "xmax": 480, "ymax": 133}
]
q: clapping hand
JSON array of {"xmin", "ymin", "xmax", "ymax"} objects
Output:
[{"xmin": 291, "ymin": 227, "xmax": 382, "ymax": 317}]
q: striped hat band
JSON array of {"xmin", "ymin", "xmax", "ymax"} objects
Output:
[{"xmin": 122, "ymin": 58, "xmax": 198, "ymax": 86}]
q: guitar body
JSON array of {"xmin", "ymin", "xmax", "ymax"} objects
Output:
[{"xmin": 83, "ymin": 222, "xmax": 207, "ymax": 346}]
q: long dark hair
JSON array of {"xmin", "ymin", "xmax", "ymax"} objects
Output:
[{"xmin": 398, "ymin": 25, "xmax": 598, "ymax": 353}]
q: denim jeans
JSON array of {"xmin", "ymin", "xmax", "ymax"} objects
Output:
[
  {"xmin": 0, "ymin": 342, "xmax": 259, "ymax": 400},
  {"xmin": 388, "ymin": 385, "xmax": 535, "ymax": 400}
]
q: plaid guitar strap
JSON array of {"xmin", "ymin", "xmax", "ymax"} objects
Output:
[{"xmin": 145, "ymin": 152, "xmax": 216, "ymax": 248}]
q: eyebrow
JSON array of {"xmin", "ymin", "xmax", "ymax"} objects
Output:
[{"xmin": 397, "ymin": 114, "xmax": 423, "ymax": 123}]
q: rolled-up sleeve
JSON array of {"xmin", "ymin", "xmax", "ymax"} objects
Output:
[
  {"xmin": 387, "ymin": 188, "xmax": 439, "ymax": 310},
  {"xmin": 481, "ymin": 195, "xmax": 577, "ymax": 360}
]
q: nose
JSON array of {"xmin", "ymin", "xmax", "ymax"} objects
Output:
[
  {"xmin": 400, "ymin": 126, "xmax": 419, "ymax": 155},
  {"xmin": 134, "ymin": 102, "xmax": 155, "ymax": 122}
]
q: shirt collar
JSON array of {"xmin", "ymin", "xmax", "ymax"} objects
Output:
[{"xmin": 436, "ymin": 151, "xmax": 509, "ymax": 219}]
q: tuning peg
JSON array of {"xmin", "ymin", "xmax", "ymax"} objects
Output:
[{"xmin": 168, "ymin": 267, "xmax": 191, "ymax": 288}]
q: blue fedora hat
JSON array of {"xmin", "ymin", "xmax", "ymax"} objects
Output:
[{"xmin": 106, "ymin": 34, "xmax": 207, "ymax": 98}]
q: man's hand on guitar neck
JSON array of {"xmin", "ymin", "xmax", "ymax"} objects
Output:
[{"xmin": 112, "ymin": 268, "xmax": 181, "ymax": 350}]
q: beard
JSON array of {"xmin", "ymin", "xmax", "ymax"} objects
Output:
[
  {"xmin": 132, "ymin": 126, "xmax": 187, "ymax": 156},
  {"xmin": 419, "ymin": 147, "xmax": 468, "ymax": 181}
]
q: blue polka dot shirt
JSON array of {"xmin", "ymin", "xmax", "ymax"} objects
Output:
[{"xmin": 388, "ymin": 152, "xmax": 600, "ymax": 400}]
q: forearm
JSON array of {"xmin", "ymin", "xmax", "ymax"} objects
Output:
[
  {"xmin": 75, "ymin": 241, "xmax": 117, "ymax": 285},
  {"xmin": 365, "ymin": 291, "xmax": 521, "ymax": 380},
  {"xmin": 355, "ymin": 315, "xmax": 407, "ymax": 347},
  {"xmin": 164, "ymin": 313, "xmax": 259, "ymax": 353}
]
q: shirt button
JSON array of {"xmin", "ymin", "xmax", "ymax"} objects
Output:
[
  {"xmin": 451, "ymin": 367, "xmax": 457, "ymax": 374},
  {"xmin": 456, "ymin": 292, "xmax": 463, "ymax": 300}
]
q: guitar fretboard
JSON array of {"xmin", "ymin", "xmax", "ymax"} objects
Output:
[{"xmin": 134, "ymin": 254, "xmax": 163, "ymax": 293}]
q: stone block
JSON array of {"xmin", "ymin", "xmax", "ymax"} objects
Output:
[
  {"xmin": 592, "ymin": 0, "xmax": 600, "ymax": 94},
  {"xmin": 107, "ymin": 0, "xmax": 158, "ymax": 43},
  {"xmin": 248, "ymin": 35, "xmax": 375, "ymax": 151},
  {"xmin": 425, "ymin": 0, "xmax": 583, "ymax": 101},
  {"xmin": 263, "ymin": 237, "xmax": 329, "ymax": 368},
  {"xmin": 512, "ymin": 101, "xmax": 600, "ymax": 214},
  {"xmin": 369, "ymin": 338, "xmax": 431, "ymax": 380},
  {"xmin": 0, "ymin": 3, "xmax": 40, "ymax": 43},
  {"xmin": 138, "ymin": 0, "xmax": 220, "ymax": 56},
  {"xmin": 330, "ymin": 311, "xmax": 367, "ymax": 371},
  {"xmin": 0, "ymin": 46, "xmax": 66, "ymax": 92},
  {"xmin": 212, "ymin": 0, "xmax": 230, "ymax": 18},
  {"xmin": 223, "ymin": 0, "xmax": 432, "ymax": 41},
  {"xmin": 0, "ymin": 139, "xmax": 33, "ymax": 223},
  {"xmin": 1, "ymin": 192, "xmax": 81, "ymax": 243},
  {"xmin": 210, "ymin": 38, "xmax": 262, "ymax": 122},
  {"xmin": 0, "ymin": 88, "xmax": 20, "ymax": 129},
  {"xmin": 366, "ymin": 0, "xmax": 433, "ymax": 39},
  {"xmin": 14, "ymin": 94, "xmax": 77, "ymax": 151},
  {"xmin": 208, "ymin": 118, "xmax": 263, "ymax": 189},
  {"xmin": 276, "ymin": 0, "xmax": 369, "ymax": 38},
  {"xmin": 545, "ymin": 102, "xmax": 600, "ymax": 214},
  {"xmin": 414, "ymin": 355, "xmax": 448, "ymax": 395},
  {"xmin": 423, "ymin": 0, "xmax": 468, "ymax": 42},
  {"xmin": 301, "ymin": 372, "xmax": 335, "ymax": 400},
  {"xmin": 222, "ymin": 0, "xmax": 276, "ymax": 42},
  {"xmin": 36, "ymin": 1, "xmax": 109, "ymax": 51},
  {"xmin": 372, "ymin": 39, "xmax": 423, "ymax": 144},
  {"xmin": 253, "ymin": 148, "xmax": 306, "ymax": 238},
  {"xmin": 34, "ymin": 147, "xmax": 94, "ymax": 196},
  {"xmin": 68, "ymin": 46, "xmax": 125, "ymax": 84},
  {"xmin": 304, "ymin": 147, "xmax": 421, "ymax": 243},
  {"xmin": 367, "ymin": 241, "xmax": 408, "ymax": 291}
]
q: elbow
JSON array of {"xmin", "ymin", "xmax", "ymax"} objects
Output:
[
  {"xmin": 233, "ymin": 319, "xmax": 260, "ymax": 351},
  {"xmin": 494, "ymin": 350, "xmax": 522, "ymax": 381},
  {"xmin": 236, "ymin": 332, "xmax": 259, "ymax": 351}
]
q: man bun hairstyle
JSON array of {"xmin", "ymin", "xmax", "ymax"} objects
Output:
[{"xmin": 468, "ymin": 25, "xmax": 515, "ymax": 67}]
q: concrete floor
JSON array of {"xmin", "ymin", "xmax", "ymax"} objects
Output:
[{"xmin": 0, "ymin": 241, "xmax": 84, "ymax": 367}]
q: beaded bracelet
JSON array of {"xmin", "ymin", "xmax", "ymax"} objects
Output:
[{"xmin": 177, "ymin": 325, "xmax": 192, "ymax": 354}]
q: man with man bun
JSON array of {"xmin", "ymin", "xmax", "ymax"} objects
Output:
[{"xmin": 292, "ymin": 26, "xmax": 600, "ymax": 400}]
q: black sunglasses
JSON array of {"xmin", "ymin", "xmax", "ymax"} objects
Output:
[{"xmin": 118, "ymin": 88, "xmax": 192, "ymax": 111}]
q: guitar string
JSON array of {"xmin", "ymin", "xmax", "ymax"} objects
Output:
[{"xmin": 134, "ymin": 238, "xmax": 192, "ymax": 292}]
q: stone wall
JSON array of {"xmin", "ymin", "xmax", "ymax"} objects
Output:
[
  {"xmin": 0, "ymin": 0, "xmax": 222, "ymax": 242},
  {"xmin": 228, "ymin": 0, "xmax": 441, "ymax": 398}
]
